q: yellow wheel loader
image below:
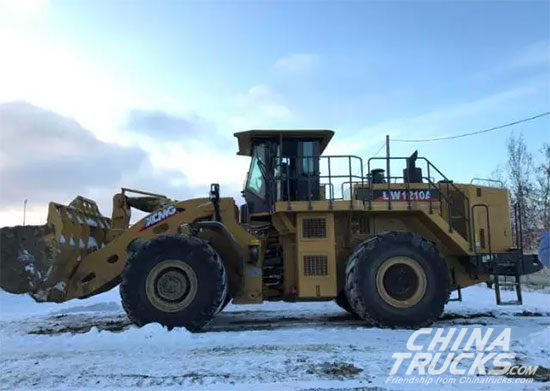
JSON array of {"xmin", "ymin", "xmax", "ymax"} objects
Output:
[{"xmin": 0, "ymin": 130, "xmax": 543, "ymax": 331}]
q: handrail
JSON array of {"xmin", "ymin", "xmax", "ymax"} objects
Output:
[
  {"xmin": 366, "ymin": 156, "xmax": 471, "ymax": 246},
  {"xmin": 367, "ymin": 156, "xmax": 469, "ymax": 201},
  {"xmin": 424, "ymin": 177, "xmax": 470, "ymax": 243},
  {"xmin": 269, "ymin": 153, "xmax": 472, "ymax": 247},
  {"xmin": 272, "ymin": 154, "xmax": 365, "ymax": 208},
  {"xmin": 514, "ymin": 203, "xmax": 525, "ymax": 274}
]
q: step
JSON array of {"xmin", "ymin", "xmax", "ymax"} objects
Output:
[
  {"xmin": 497, "ymin": 300, "xmax": 522, "ymax": 305},
  {"xmin": 424, "ymin": 213, "xmax": 471, "ymax": 253}
]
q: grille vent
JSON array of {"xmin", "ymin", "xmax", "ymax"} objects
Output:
[
  {"xmin": 303, "ymin": 255, "xmax": 328, "ymax": 276},
  {"xmin": 302, "ymin": 218, "xmax": 327, "ymax": 238},
  {"xmin": 352, "ymin": 215, "xmax": 369, "ymax": 234}
]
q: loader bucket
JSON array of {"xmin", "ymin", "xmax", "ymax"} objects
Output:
[{"xmin": 0, "ymin": 196, "xmax": 110, "ymax": 302}]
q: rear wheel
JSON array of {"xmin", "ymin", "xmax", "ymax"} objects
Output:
[
  {"xmin": 345, "ymin": 231, "xmax": 450, "ymax": 328},
  {"xmin": 120, "ymin": 234, "xmax": 226, "ymax": 331}
]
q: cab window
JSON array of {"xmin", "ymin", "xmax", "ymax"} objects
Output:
[
  {"xmin": 246, "ymin": 146, "xmax": 267, "ymax": 199},
  {"xmin": 301, "ymin": 141, "xmax": 317, "ymax": 175}
]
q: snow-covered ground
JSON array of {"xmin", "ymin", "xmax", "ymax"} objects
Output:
[{"xmin": 0, "ymin": 286, "xmax": 548, "ymax": 391}]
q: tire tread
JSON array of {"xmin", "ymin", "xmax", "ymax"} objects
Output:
[
  {"xmin": 345, "ymin": 231, "xmax": 450, "ymax": 328},
  {"xmin": 120, "ymin": 234, "xmax": 227, "ymax": 331}
]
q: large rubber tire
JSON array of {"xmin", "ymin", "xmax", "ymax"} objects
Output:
[
  {"xmin": 120, "ymin": 234, "xmax": 226, "ymax": 332},
  {"xmin": 218, "ymin": 294, "xmax": 232, "ymax": 313},
  {"xmin": 345, "ymin": 231, "xmax": 450, "ymax": 328},
  {"xmin": 335, "ymin": 291, "xmax": 358, "ymax": 317}
]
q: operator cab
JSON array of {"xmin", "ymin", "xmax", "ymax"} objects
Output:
[{"xmin": 234, "ymin": 130, "xmax": 334, "ymax": 214}]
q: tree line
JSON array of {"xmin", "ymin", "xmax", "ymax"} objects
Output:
[{"xmin": 494, "ymin": 134, "xmax": 549, "ymax": 251}]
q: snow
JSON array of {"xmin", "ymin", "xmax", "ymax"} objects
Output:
[
  {"xmin": 85, "ymin": 217, "xmax": 98, "ymax": 227},
  {"xmin": 87, "ymin": 237, "xmax": 98, "ymax": 249},
  {"xmin": 0, "ymin": 286, "xmax": 549, "ymax": 391},
  {"xmin": 52, "ymin": 281, "xmax": 66, "ymax": 294}
]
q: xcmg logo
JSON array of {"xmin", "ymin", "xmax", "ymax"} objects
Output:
[{"xmin": 140, "ymin": 206, "xmax": 182, "ymax": 231}]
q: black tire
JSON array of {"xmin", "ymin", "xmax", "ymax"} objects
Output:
[
  {"xmin": 335, "ymin": 291, "xmax": 358, "ymax": 317},
  {"xmin": 345, "ymin": 231, "xmax": 450, "ymax": 328},
  {"xmin": 215, "ymin": 273, "xmax": 230, "ymax": 314},
  {"xmin": 120, "ymin": 234, "xmax": 226, "ymax": 332},
  {"xmin": 218, "ymin": 294, "xmax": 232, "ymax": 313}
]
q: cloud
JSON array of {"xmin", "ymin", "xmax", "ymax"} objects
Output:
[
  {"xmin": 0, "ymin": 0, "xmax": 49, "ymax": 17},
  {"xmin": 121, "ymin": 108, "xmax": 250, "ymax": 196},
  {"xmin": 124, "ymin": 109, "xmax": 232, "ymax": 156},
  {"xmin": 327, "ymin": 84, "xmax": 543, "ymax": 156},
  {"xmin": 0, "ymin": 101, "xmax": 200, "ymax": 226},
  {"xmin": 126, "ymin": 109, "xmax": 203, "ymax": 140},
  {"xmin": 511, "ymin": 40, "xmax": 550, "ymax": 68},
  {"xmin": 0, "ymin": 25, "xmax": 149, "ymax": 145},
  {"xmin": 0, "ymin": 101, "xmax": 145, "ymax": 204},
  {"xmin": 275, "ymin": 53, "xmax": 320, "ymax": 72},
  {"xmin": 245, "ymin": 85, "xmax": 279, "ymax": 102},
  {"xmin": 232, "ymin": 85, "xmax": 293, "ymax": 129},
  {"xmin": 473, "ymin": 40, "xmax": 550, "ymax": 81}
]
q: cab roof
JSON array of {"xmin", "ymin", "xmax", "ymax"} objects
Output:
[{"xmin": 234, "ymin": 129, "xmax": 335, "ymax": 156}]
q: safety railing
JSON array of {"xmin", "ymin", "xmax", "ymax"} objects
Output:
[
  {"xmin": 270, "ymin": 154, "xmax": 472, "ymax": 246},
  {"xmin": 272, "ymin": 155, "xmax": 365, "ymax": 210},
  {"xmin": 366, "ymin": 156, "xmax": 472, "ymax": 245}
]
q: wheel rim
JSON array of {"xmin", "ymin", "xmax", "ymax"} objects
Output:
[
  {"xmin": 146, "ymin": 259, "xmax": 198, "ymax": 312},
  {"xmin": 375, "ymin": 256, "xmax": 427, "ymax": 309}
]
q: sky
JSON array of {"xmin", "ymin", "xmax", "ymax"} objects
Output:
[{"xmin": 0, "ymin": 0, "xmax": 549, "ymax": 226}]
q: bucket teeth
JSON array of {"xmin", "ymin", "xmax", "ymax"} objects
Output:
[{"xmin": 0, "ymin": 196, "xmax": 111, "ymax": 302}]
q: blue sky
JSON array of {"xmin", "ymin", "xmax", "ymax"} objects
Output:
[{"xmin": 0, "ymin": 0, "xmax": 548, "ymax": 225}]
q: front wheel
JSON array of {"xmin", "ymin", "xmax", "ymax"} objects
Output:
[
  {"xmin": 120, "ymin": 234, "xmax": 226, "ymax": 331},
  {"xmin": 334, "ymin": 291, "xmax": 358, "ymax": 317},
  {"xmin": 345, "ymin": 232, "xmax": 450, "ymax": 328}
]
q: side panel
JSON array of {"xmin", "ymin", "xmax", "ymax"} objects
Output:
[
  {"xmin": 465, "ymin": 185, "xmax": 513, "ymax": 253},
  {"xmin": 296, "ymin": 213, "xmax": 337, "ymax": 298}
]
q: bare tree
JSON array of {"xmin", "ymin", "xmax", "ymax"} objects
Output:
[
  {"xmin": 490, "ymin": 166, "xmax": 507, "ymax": 188},
  {"xmin": 506, "ymin": 133, "xmax": 538, "ymax": 250},
  {"xmin": 536, "ymin": 143, "xmax": 550, "ymax": 231}
]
